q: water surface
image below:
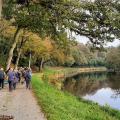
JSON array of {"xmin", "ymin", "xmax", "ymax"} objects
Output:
[{"xmin": 62, "ymin": 72, "xmax": 120, "ymax": 110}]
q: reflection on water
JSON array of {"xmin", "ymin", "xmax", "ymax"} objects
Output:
[{"xmin": 62, "ymin": 72, "xmax": 120, "ymax": 110}]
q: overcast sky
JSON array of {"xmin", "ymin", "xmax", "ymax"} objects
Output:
[{"xmin": 75, "ymin": 35, "xmax": 120, "ymax": 47}]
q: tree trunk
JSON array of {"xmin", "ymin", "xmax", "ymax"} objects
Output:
[
  {"xmin": 6, "ymin": 27, "xmax": 21, "ymax": 70},
  {"xmin": 29, "ymin": 52, "xmax": 32, "ymax": 69},
  {"xmin": 15, "ymin": 48, "xmax": 22, "ymax": 69},
  {"xmin": 39, "ymin": 58, "xmax": 44, "ymax": 72},
  {"xmin": 15, "ymin": 32, "xmax": 27, "ymax": 69},
  {"xmin": 0, "ymin": 0, "xmax": 2, "ymax": 19}
]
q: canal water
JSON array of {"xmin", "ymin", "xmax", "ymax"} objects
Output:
[{"xmin": 62, "ymin": 72, "xmax": 120, "ymax": 110}]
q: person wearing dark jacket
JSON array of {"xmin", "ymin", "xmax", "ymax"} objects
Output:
[
  {"xmin": 7, "ymin": 68, "xmax": 15, "ymax": 92},
  {"xmin": 13, "ymin": 69, "xmax": 19, "ymax": 90},
  {"xmin": 25, "ymin": 69, "xmax": 32, "ymax": 89},
  {"xmin": 0, "ymin": 67, "xmax": 5, "ymax": 89}
]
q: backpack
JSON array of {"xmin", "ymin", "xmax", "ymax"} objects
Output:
[
  {"xmin": 0, "ymin": 70, "xmax": 4, "ymax": 79},
  {"xmin": 26, "ymin": 72, "xmax": 31, "ymax": 80}
]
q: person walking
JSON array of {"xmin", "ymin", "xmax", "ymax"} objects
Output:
[
  {"xmin": 18, "ymin": 68, "xmax": 22, "ymax": 83},
  {"xmin": 7, "ymin": 68, "xmax": 15, "ymax": 92},
  {"xmin": 0, "ymin": 67, "xmax": 5, "ymax": 90},
  {"xmin": 21, "ymin": 67, "xmax": 26, "ymax": 84},
  {"xmin": 13, "ymin": 69, "xmax": 19, "ymax": 90},
  {"xmin": 25, "ymin": 68, "xmax": 32, "ymax": 89}
]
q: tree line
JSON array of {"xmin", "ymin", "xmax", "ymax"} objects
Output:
[
  {"xmin": 0, "ymin": 0, "xmax": 120, "ymax": 70},
  {"xmin": 106, "ymin": 46, "xmax": 120, "ymax": 71},
  {"xmin": 0, "ymin": 21, "xmax": 107, "ymax": 71}
]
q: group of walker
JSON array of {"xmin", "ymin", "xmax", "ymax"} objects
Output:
[{"xmin": 0, "ymin": 67, "xmax": 32, "ymax": 91}]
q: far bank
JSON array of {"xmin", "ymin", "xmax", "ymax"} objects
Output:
[{"xmin": 42, "ymin": 67, "xmax": 107, "ymax": 83}]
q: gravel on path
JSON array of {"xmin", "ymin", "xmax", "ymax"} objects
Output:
[{"xmin": 0, "ymin": 84, "xmax": 47, "ymax": 120}]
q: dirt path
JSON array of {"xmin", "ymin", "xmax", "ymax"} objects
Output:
[{"xmin": 0, "ymin": 84, "xmax": 46, "ymax": 120}]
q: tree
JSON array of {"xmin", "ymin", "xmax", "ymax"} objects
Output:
[
  {"xmin": 14, "ymin": 31, "xmax": 28, "ymax": 69},
  {"xmin": 6, "ymin": 27, "xmax": 22, "ymax": 70},
  {"xmin": 70, "ymin": 46, "xmax": 88, "ymax": 66},
  {"xmin": 106, "ymin": 46, "xmax": 120, "ymax": 70},
  {"xmin": 69, "ymin": 0, "xmax": 120, "ymax": 48},
  {"xmin": 64, "ymin": 56, "xmax": 75, "ymax": 67},
  {"xmin": 2, "ymin": 0, "xmax": 79, "ymax": 69},
  {"xmin": 0, "ymin": 0, "xmax": 2, "ymax": 19},
  {"xmin": 2, "ymin": 0, "xmax": 120, "ymax": 69}
]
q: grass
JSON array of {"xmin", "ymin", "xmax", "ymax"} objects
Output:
[
  {"xmin": 42, "ymin": 67, "xmax": 107, "ymax": 80},
  {"xmin": 32, "ymin": 74, "xmax": 120, "ymax": 120}
]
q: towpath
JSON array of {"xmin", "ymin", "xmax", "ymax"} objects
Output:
[{"xmin": 0, "ymin": 84, "xmax": 46, "ymax": 120}]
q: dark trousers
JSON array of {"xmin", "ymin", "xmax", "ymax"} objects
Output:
[
  {"xmin": 13, "ymin": 83, "xmax": 16, "ymax": 90},
  {"xmin": 25, "ymin": 79, "xmax": 31, "ymax": 89},
  {"xmin": 8, "ymin": 80, "xmax": 13, "ymax": 91},
  {"xmin": 18, "ymin": 77, "xmax": 21, "ymax": 83},
  {"xmin": 0, "ymin": 79, "xmax": 4, "ymax": 89}
]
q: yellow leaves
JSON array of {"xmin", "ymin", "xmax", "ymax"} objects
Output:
[
  {"xmin": 0, "ymin": 19, "xmax": 24, "ymax": 40},
  {"xmin": 29, "ymin": 32, "xmax": 41, "ymax": 41},
  {"xmin": 0, "ymin": 19, "xmax": 15, "ymax": 38},
  {"xmin": 0, "ymin": 19, "xmax": 66, "ymax": 64},
  {"xmin": 52, "ymin": 48, "xmax": 66, "ymax": 64},
  {"xmin": 42, "ymin": 37, "xmax": 53, "ymax": 52},
  {"xmin": 23, "ymin": 34, "xmax": 54, "ymax": 60},
  {"xmin": 2, "ymin": 26, "xmax": 16, "ymax": 38},
  {"xmin": 23, "ymin": 33, "xmax": 67, "ymax": 64}
]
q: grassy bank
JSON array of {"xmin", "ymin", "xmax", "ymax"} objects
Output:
[
  {"xmin": 42, "ymin": 67, "xmax": 107, "ymax": 80},
  {"xmin": 43, "ymin": 67, "xmax": 107, "ymax": 75},
  {"xmin": 32, "ymin": 74, "xmax": 120, "ymax": 120},
  {"xmin": 42, "ymin": 67, "xmax": 107, "ymax": 88}
]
